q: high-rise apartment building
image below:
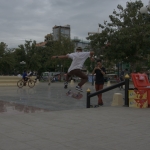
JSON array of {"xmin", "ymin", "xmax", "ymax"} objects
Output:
[
  {"xmin": 53, "ymin": 25, "xmax": 70, "ymax": 40},
  {"xmin": 36, "ymin": 24, "xmax": 90, "ymax": 49}
]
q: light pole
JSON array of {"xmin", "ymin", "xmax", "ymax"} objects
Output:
[
  {"xmin": 117, "ymin": 62, "xmax": 120, "ymax": 78},
  {"xmin": 20, "ymin": 61, "xmax": 26, "ymax": 73},
  {"xmin": 57, "ymin": 64, "xmax": 63, "ymax": 81},
  {"xmin": 60, "ymin": 65, "xmax": 63, "ymax": 81},
  {"xmin": 57, "ymin": 64, "xmax": 59, "ymax": 71},
  {"xmin": 57, "ymin": 64, "xmax": 62, "ymax": 72},
  {"xmin": 140, "ymin": 0, "xmax": 150, "ymax": 14},
  {"xmin": 91, "ymin": 56, "xmax": 97, "ymax": 86},
  {"xmin": 61, "ymin": 65, "xmax": 63, "ymax": 73}
]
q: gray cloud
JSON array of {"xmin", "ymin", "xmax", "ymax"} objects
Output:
[{"xmin": 0, "ymin": 0, "xmax": 148, "ymax": 48}]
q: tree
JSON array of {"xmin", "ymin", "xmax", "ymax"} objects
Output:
[
  {"xmin": 0, "ymin": 42, "xmax": 6, "ymax": 56},
  {"xmin": 46, "ymin": 36, "xmax": 74, "ymax": 72},
  {"xmin": 87, "ymin": 0, "xmax": 150, "ymax": 72},
  {"xmin": 0, "ymin": 36, "xmax": 75, "ymax": 75},
  {"xmin": 18, "ymin": 40, "xmax": 42, "ymax": 72},
  {"xmin": 0, "ymin": 42, "xmax": 16, "ymax": 74}
]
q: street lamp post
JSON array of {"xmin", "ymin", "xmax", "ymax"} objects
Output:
[
  {"xmin": 140, "ymin": 0, "xmax": 150, "ymax": 14},
  {"xmin": 57, "ymin": 64, "xmax": 59, "ymax": 71},
  {"xmin": 20, "ymin": 61, "xmax": 26, "ymax": 73},
  {"xmin": 57, "ymin": 64, "xmax": 63, "ymax": 81},
  {"xmin": 20, "ymin": 61, "xmax": 26, "ymax": 65},
  {"xmin": 60, "ymin": 65, "xmax": 63, "ymax": 81},
  {"xmin": 117, "ymin": 62, "xmax": 120, "ymax": 78},
  {"xmin": 61, "ymin": 65, "xmax": 63, "ymax": 74},
  {"xmin": 91, "ymin": 56, "xmax": 97, "ymax": 86}
]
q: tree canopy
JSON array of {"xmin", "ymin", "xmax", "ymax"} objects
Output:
[
  {"xmin": 87, "ymin": 0, "xmax": 150, "ymax": 72},
  {"xmin": 0, "ymin": 36, "xmax": 75, "ymax": 75}
]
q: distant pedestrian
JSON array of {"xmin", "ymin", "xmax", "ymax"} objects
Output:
[
  {"xmin": 119, "ymin": 70, "xmax": 124, "ymax": 89},
  {"xmin": 92, "ymin": 60, "xmax": 106, "ymax": 106}
]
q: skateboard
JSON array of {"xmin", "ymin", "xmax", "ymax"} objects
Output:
[{"xmin": 66, "ymin": 90, "xmax": 83, "ymax": 99}]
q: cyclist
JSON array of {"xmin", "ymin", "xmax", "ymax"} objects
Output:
[{"xmin": 22, "ymin": 70, "xmax": 28, "ymax": 85}]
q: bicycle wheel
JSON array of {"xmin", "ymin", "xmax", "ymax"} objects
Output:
[
  {"xmin": 28, "ymin": 79, "xmax": 35, "ymax": 88},
  {"xmin": 17, "ymin": 80, "xmax": 24, "ymax": 88}
]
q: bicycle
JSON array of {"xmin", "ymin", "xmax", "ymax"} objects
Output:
[{"xmin": 17, "ymin": 77, "xmax": 35, "ymax": 88}]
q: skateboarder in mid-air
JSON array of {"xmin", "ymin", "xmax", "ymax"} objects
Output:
[{"xmin": 52, "ymin": 47, "xmax": 94, "ymax": 92}]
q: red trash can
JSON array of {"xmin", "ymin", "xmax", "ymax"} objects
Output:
[{"xmin": 131, "ymin": 73, "xmax": 150, "ymax": 107}]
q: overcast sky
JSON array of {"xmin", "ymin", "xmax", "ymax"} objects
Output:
[{"xmin": 0, "ymin": 0, "xmax": 149, "ymax": 48}]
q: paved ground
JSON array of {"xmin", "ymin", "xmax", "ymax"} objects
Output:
[
  {"xmin": 0, "ymin": 81, "xmax": 149, "ymax": 150},
  {"xmin": 0, "ymin": 82, "xmax": 126, "ymax": 112}
]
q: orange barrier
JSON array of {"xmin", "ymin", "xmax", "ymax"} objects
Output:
[{"xmin": 131, "ymin": 73, "xmax": 150, "ymax": 107}]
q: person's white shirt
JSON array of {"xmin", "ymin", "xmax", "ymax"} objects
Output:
[{"xmin": 67, "ymin": 52, "xmax": 90, "ymax": 73}]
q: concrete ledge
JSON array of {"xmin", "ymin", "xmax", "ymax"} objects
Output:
[
  {"xmin": 106, "ymin": 81, "xmax": 111, "ymax": 87},
  {"xmin": 0, "ymin": 76, "xmax": 36, "ymax": 86},
  {"xmin": 111, "ymin": 93, "xmax": 124, "ymax": 106}
]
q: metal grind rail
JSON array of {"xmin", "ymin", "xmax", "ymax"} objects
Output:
[{"xmin": 86, "ymin": 77, "xmax": 130, "ymax": 108}]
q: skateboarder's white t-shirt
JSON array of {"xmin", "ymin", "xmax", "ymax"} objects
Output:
[{"xmin": 67, "ymin": 52, "xmax": 90, "ymax": 73}]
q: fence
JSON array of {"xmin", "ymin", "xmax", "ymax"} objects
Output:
[{"xmin": 86, "ymin": 77, "xmax": 130, "ymax": 108}]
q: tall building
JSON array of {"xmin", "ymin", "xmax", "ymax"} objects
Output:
[
  {"xmin": 53, "ymin": 25, "xmax": 70, "ymax": 40},
  {"xmin": 36, "ymin": 24, "xmax": 90, "ymax": 49}
]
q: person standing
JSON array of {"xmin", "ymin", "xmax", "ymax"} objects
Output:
[
  {"xmin": 52, "ymin": 47, "xmax": 94, "ymax": 92},
  {"xmin": 124, "ymin": 68, "xmax": 129, "ymax": 76},
  {"xmin": 92, "ymin": 60, "xmax": 106, "ymax": 106}
]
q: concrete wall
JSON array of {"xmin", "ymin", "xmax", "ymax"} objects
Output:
[{"xmin": 0, "ymin": 76, "xmax": 36, "ymax": 86}]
